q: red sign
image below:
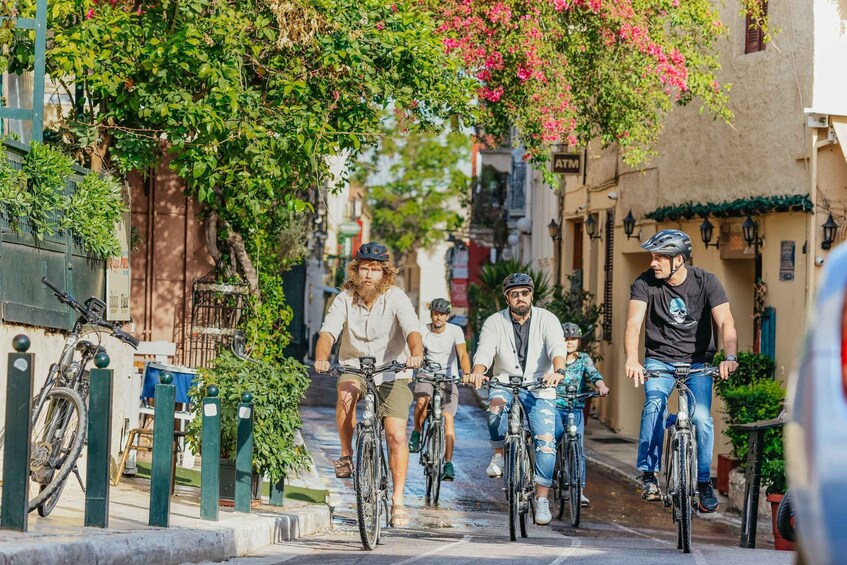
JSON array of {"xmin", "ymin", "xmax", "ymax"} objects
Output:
[{"xmin": 451, "ymin": 279, "xmax": 469, "ymax": 308}]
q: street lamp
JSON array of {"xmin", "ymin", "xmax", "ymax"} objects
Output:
[
  {"xmin": 700, "ymin": 216, "xmax": 720, "ymax": 249},
  {"xmin": 585, "ymin": 214, "xmax": 601, "ymax": 241},
  {"xmin": 742, "ymin": 213, "xmax": 759, "ymax": 247},
  {"xmin": 623, "ymin": 210, "xmax": 640, "ymax": 240},
  {"xmin": 547, "ymin": 218, "xmax": 561, "ymax": 240},
  {"xmin": 548, "ymin": 218, "xmax": 562, "ymax": 286},
  {"xmin": 821, "ymin": 214, "xmax": 839, "ymax": 250}
]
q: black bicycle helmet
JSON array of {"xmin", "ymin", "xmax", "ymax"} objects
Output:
[
  {"xmin": 356, "ymin": 241, "xmax": 390, "ymax": 262},
  {"xmin": 562, "ymin": 322, "xmax": 583, "ymax": 339},
  {"xmin": 640, "ymin": 229, "xmax": 692, "ymax": 259},
  {"xmin": 502, "ymin": 273, "xmax": 535, "ymax": 294},
  {"xmin": 429, "ymin": 298, "xmax": 452, "ymax": 313}
]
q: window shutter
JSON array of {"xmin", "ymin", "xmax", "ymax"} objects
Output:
[
  {"xmin": 744, "ymin": 2, "xmax": 767, "ymax": 54},
  {"xmin": 602, "ymin": 209, "xmax": 614, "ymax": 342}
]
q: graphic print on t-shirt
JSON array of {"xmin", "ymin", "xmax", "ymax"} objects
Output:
[{"xmin": 668, "ymin": 296, "xmax": 696, "ymax": 328}]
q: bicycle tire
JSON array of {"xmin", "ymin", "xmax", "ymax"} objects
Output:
[
  {"xmin": 28, "ymin": 387, "xmax": 87, "ymax": 512},
  {"xmin": 519, "ymin": 439, "xmax": 530, "ymax": 538},
  {"xmin": 676, "ymin": 433, "xmax": 692, "ymax": 554},
  {"xmin": 776, "ymin": 490, "xmax": 796, "ymax": 542},
  {"xmin": 554, "ymin": 445, "xmax": 566, "ymax": 519},
  {"xmin": 568, "ymin": 440, "xmax": 582, "ymax": 528},
  {"xmin": 423, "ymin": 421, "xmax": 434, "ymax": 502},
  {"xmin": 505, "ymin": 439, "xmax": 520, "ymax": 541},
  {"xmin": 431, "ymin": 422, "xmax": 445, "ymax": 505},
  {"xmin": 37, "ymin": 478, "xmax": 68, "ymax": 517},
  {"xmin": 355, "ymin": 429, "xmax": 380, "ymax": 550}
]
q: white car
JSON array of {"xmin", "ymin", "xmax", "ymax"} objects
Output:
[{"xmin": 785, "ymin": 242, "xmax": 847, "ymax": 565}]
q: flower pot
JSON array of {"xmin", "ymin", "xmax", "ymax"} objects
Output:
[
  {"xmin": 767, "ymin": 493, "xmax": 796, "ymax": 551},
  {"xmin": 219, "ymin": 458, "xmax": 262, "ymax": 506},
  {"xmin": 717, "ymin": 453, "xmax": 740, "ymax": 495}
]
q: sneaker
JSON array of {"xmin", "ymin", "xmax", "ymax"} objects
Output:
[
  {"xmin": 486, "ymin": 453, "xmax": 504, "ymax": 478},
  {"xmin": 535, "ymin": 497, "xmax": 552, "ymax": 525},
  {"xmin": 641, "ymin": 473, "xmax": 662, "ymax": 501},
  {"xmin": 442, "ymin": 461, "xmax": 455, "ymax": 481},
  {"xmin": 408, "ymin": 430, "xmax": 421, "ymax": 453},
  {"xmin": 698, "ymin": 481, "xmax": 719, "ymax": 513},
  {"xmin": 580, "ymin": 493, "xmax": 590, "ymax": 507}
]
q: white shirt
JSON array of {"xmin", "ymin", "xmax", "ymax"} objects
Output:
[
  {"xmin": 423, "ymin": 322, "xmax": 466, "ymax": 377},
  {"xmin": 472, "ymin": 306, "xmax": 567, "ymax": 399},
  {"xmin": 320, "ymin": 286, "xmax": 421, "ymax": 384}
]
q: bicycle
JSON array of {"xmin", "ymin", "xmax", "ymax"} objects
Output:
[
  {"xmin": 644, "ymin": 363, "xmax": 718, "ymax": 554},
  {"xmin": 330, "ymin": 356, "xmax": 408, "ymax": 550},
  {"xmin": 486, "ymin": 376, "xmax": 550, "ymax": 541},
  {"xmin": 552, "ymin": 384, "xmax": 599, "ymax": 527},
  {"xmin": 28, "ymin": 276, "xmax": 138, "ymax": 516},
  {"xmin": 412, "ymin": 363, "xmax": 456, "ymax": 506}
]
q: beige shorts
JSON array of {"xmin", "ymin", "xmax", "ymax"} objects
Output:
[
  {"xmin": 337, "ymin": 374, "xmax": 414, "ymax": 421},
  {"xmin": 413, "ymin": 381, "xmax": 459, "ymax": 416}
]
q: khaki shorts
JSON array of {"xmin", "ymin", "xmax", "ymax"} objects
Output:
[
  {"xmin": 337, "ymin": 374, "xmax": 414, "ymax": 421},
  {"xmin": 413, "ymin": 381, "xmax": 459, "ymax": 416}
]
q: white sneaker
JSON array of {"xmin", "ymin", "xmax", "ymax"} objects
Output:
[
  {"xmin": 486, "ymin": 453, "xmax": 504, "ymax": 478},
  {"xmin": 580, "ymin": 494, "xmax": 590, "ymax": 507},
  {"xmin": 535, "ymin": 497, "xmax": 552, "ymax": 525}
]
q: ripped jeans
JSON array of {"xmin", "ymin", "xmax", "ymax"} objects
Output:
[{"xmin": 488, "ymin": 389, "xmax": 557, "ymax": 488}]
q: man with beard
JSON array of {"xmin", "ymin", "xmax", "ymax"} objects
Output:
[
  {"xmin": 465, "ymin": 273, "xmax": 567, "ymax": 526},
  {"xmin": 314, "ymin": 242, "xmax": 423, "ymax": 527},
  {"xmin": 408, "ymin": 298, "xmax": 471, "ymax": 482},
  {"xmin": 625, "ymin": 229, "xmax": 738, "ymax": 513}
]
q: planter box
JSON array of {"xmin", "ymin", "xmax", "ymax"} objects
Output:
[
  {"xmin": 717, "ymin": 453, "xmax": 741, "ymax": 495},
  {"xmin": 219, "ymin": 458, "xmax": 262, "ymax": 503},
  {"xmin": 767, "ymin": 493, "xmax": 797, "ymax": 552}
]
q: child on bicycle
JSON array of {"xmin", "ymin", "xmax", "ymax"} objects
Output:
[{"xmin": 554, "ymin": 322, "xmax": 610, "ymax": 507}]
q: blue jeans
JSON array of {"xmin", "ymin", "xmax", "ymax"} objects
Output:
[
  {"xmin": 636, "ymin": 359, "xmax": 714, "ymax": 483},
  {"xmin": 488, "ymin": 389, "xmax": 557, "ymax": 488},
  {"xmin": 554, "ymin": 408, "xmax": 586, "ymax": 487}
]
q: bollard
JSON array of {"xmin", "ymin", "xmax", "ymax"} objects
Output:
[
  {"xmin": 234, "ymin": 391, "xmax": 254, "ymax": 513},
  {"xmin": 85, "ymin": 352, "xmax": 113, "ymax": 528},
  {"xmin": 269, "ymin": 476, "xmax": 284, "ymax": 506},
  {"xmin": 1, "ymin": 335, "xmax": 33, "ymax": 532},
  {"xmin": 200, "ymin": 385, "xmax": 221, "ymax": 521},
  {"xmin": 149, "ymin": 371, "xmax": 176, "ymax": 527}
]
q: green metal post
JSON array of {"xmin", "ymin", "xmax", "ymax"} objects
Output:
[
  {"xmin": 84, "ymin": 353, "xmax": 112, "ymax": 528},
  {"xmin": 269, "ymin": 476, "xmax": 285, "ymax": 506},
  {"xmin": 1, "ymin": 335, "xmax": 33, "ymax": 532},
  {"xmin": 200, "ymin": 385, "xmax": 221, "ymax": 521},
  {"xmin": 148, "ymin": 371, "xmax": 175, "ymax": 527},
  {"xmin": 235, "ymin": 392, "xmax": 254, "ymax": 513}
]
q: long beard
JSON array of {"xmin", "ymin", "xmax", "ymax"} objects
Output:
[{"xmin": 350, "ymin": 272, "xmax": 382, "ymax": 304}]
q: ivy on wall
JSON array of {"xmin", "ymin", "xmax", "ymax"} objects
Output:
[{"xmin": 646, "ymin": 194, "xmax": 812, "ymax": 223}]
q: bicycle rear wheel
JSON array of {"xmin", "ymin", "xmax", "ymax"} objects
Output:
[
  {"xmin": 554, "ymin": 443, "xmax": 566, "ymax": 519},
  {"xmin": 505, "ymin": 439, "xmax": 520, "ymax": 541},
  {"xmin": 568, "ymin": 440, "xmax": 582, "ymax": 528},
  {"xmin": 431, "ymin": 422, "xmax": 445, "ymax": 505},
  {"xmin": 675, "ymin": 434, "xmax": 692, "ymax": 553},
  {"xmin": 28, "ymin": 386, "xmax": 87, "ymax": 512},
  {"xmin": 355, "ymin": 429, "xmax": 381, "ymax": 550}
]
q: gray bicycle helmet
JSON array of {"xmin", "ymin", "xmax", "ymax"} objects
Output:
[
  {"xmin": 356, "ymin": 241, "xmax": 390, "ymax": 262},
  {"xmin": 562, "ymin": 322, "xmax": 583, "ymax": 339},
  {"xmin": 429, "ymin": 298, "xmax": 452, "ymax": 313},
  {"xmin": 502, "ymin": 273, "xmax": 535, "ymax": 294},
  {"xmin": 640, "ymin": 229, "xmax": 692, "ymax": 259}
]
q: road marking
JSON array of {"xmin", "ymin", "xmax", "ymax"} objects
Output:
[
  {"xmin": 391, "ymin": 534, "xmax": 472, "ymax": 565},
  {"xmin": 611, "ymin": 521, "xmax": 709, "ymax": 564},
  {"xmin": 548, "ymin": 536, "xmax": 582, "ymax": 564}
]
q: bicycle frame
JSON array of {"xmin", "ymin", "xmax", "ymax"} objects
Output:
[{"xmin": 414, "ymin": 368, "xmax": 456, "ymax": 504}]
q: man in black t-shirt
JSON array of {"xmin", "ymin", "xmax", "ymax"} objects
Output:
[{"xmin": 624, "ymin": 229, "xmax": 739, "ymax": 513}]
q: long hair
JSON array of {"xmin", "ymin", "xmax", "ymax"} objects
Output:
[{"xmin": 344, "ymin": 258, "xmax": 399, "ymax": 305}]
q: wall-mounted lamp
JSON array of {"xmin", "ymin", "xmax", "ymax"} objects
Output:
[
  {"xmin": 741, "ymin": 213, "xmax": 763, "ymax": 247},
  {"xmin": 699, "ymin": 216, "xmax": 720, "ymax": 249},
  {"xmin": 547, "ymin": 218, "xmax": 561, "ymax": 241},
  {"xmin": 622, "ymin": 210, "xmax": 641, "ymax": 240},
  {"xmin": 821, "ymin": 213, "xmax": 839, "ymax": 250},
  {"xmin": 585, "ymin": 214, "xmax": 601, "ymax": 241}
]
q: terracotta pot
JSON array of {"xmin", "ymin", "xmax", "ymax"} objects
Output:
[
  {"xmin": 716, "ymin": 454, "xmax": 741, "ymax": 495},
  {"xmin": 767, "ymin": 493, "xmax": 796, "ymax": 551}
]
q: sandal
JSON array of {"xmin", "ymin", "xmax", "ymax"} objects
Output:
[
  {"xmin": 391, "ymin": 504, "xmax": 410, "ymax": 527},
  {"xmin": 334, "ymin": 455, "xmax": 353, "ymax": 478}
]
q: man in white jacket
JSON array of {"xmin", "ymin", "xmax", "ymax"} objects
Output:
[{"xmin": 466, "ymin": 273, "xmax": 567, "ymax": 525}]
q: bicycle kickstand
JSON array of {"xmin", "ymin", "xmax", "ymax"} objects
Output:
[{"xmin": 72, "ymin": 463, "xmax": 86, "ymax": 492}]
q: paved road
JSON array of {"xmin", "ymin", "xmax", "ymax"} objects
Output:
[{"xmin": 191, "ymin": 374, "xmax": 793, "ymax": 564}]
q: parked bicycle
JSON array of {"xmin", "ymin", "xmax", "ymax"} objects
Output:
[
  {"xmin": 330, "ymin": 357, "xmax": 408, "ymax": 550},
  {"xmin": 486, "ymin": 376, "xmax": 550, "ymax": 541},
  {"xmin": 552, "ymin": 384, "xmax": 599, "ymax": 527},
  {"xmin": 412, "ymin": 362, "xmax": 456, "ymax": 506},
  {"xmin": 644, "ymin": 363, "xmax": 718, "ymax": 554},
  {"xmin": 27, "ymin": 276, "xmax": 138, "ymax": 516}
]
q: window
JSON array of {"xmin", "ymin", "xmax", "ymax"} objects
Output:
[{"xmin": 744, "ymin": 2, "xmax": 767, "ymax": 54}]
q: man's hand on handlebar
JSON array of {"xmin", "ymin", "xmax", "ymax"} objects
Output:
[
  {"xmin": 625, "ymin": 358, "xmax": 646, "ymax": 388},
  {"xmin": 596, "ymin": 381, "xmax": 611, "ymax": 396},
  {"xmin": 542, "ymin": 371, "xmax": 563, "ymax": 387},
  {"xmin": 314, "ymin": 359, "xmax": 331, "ymax": 373},
  {"xmin": 405, "ymin": 355, "xmax": 423, "ymax": 369},
  {"xmin": 718, "ymin": 359, "xmax": 738, "ymax": 381},
  {"xmin": 464, "ymin": 372, "xmax": 488, "ymax": 389}
]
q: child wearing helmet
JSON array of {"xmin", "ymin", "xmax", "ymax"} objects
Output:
[{"xmin": 554, "ymin": 322, "xmax": 610, "ymax": 506}]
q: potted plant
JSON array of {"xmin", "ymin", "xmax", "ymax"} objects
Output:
[
  {"xmin": 713, "ymin": 351, "xmax": 775, "ymax": 494},
  {"xmin": 186, "ymin": 350, "xmax": 311, "ymax": 503}
]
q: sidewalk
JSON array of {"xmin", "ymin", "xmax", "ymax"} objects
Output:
[{"xmin": 0, "ymin": 447, "xmax": 331, "ymax": 564}]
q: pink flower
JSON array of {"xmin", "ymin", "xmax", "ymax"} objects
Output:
[
  {"xmin": 566, "ymin": 134, "xmax": 578, "ymax": 147},
  {"xmin": 376, "ymin": 21, "xmax": 385, "ymax": 30},
  {"xmin": 672, "ymin": 0, "xmax": 679, "ymax": 6},
  {"xmin": 86, "ymin": 8, "xmax": 95, "ymax": 19}
]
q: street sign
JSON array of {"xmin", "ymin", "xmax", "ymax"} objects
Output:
[
  {"xmin": 339, "ymin": 221, "xmax": 361, "ymax": 236},
  {"xmin": 552, "ymin": 152, "xmax": 582, "ymax": 175}
]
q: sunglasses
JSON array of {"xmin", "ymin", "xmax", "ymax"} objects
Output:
[{"xmin": 507, "ymin": 289, "xmax": 532, "ymax": 299}]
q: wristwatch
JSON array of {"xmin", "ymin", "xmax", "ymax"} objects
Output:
[
  {"xmin": 725, "ymin": 355, "xmax": 737, "ymax": 362},
  {"xmin": 556, "ymin": 368, "xmax": 567, "ymax": 376}
]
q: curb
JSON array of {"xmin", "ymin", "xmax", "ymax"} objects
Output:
[{"xmin": 0, "ymin": 504, "xmax": 331, "ymax": 565}]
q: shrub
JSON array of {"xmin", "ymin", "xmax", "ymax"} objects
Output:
[
  {"xmin": 23, "ymin": 141, "xmax": 74, "ymax": 236},
  {"xmin": 544, "ymin": 273, "xmax": 605, "ymax": 362},
  {"xmin": 63, "ymin": 173, "xmax": 124, "ymax": 257},
  {"xmin": 0, "ymin": 156, "xmax": 29, "ymax": 228}
]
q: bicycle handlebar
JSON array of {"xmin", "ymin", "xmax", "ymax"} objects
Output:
[
  {"xmin": 486, "ymin": 378, "xmax": 551, "ymax": 392},
  {"xmin": 414, "ymin": 373, "xmax": 461, "ymax": 385},
  {"xmin": 643, "ymin": 366, "xmax": 720, "ymax": 379},
  {"xmin": 329, "ymin": 360, "xmax": 408, "ymax": 378}
]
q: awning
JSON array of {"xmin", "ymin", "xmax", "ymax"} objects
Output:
[{"xmin": 832, "ymin": 116, "xmax": 847, "ymax": 165}]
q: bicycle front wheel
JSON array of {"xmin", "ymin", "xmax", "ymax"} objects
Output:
[
  {"xmin": 675, "ymin": 433, "xmax": 692, "ymax": 553},
  {"xmin": 568, "ymin": 440, "xmax": 582, "ymax": 528},
  {"xmin": 355, "ymin": 429, "xmax": 381, "ymax": 550},
  {"xmin": 431, "ymin": 421, "xmax": 445, "ymax": 505},
  {"xmin": 505, "ymin": 439, "xmax": 521, "ymax": 541},
  {"xmin": 29, "ymin": 386, "xmax": 87, "ymax": 513}
]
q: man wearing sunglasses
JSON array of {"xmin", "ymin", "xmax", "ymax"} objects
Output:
[{"xmin": 465, "ymin": 273, "xmax": 567, "ymax": 526}]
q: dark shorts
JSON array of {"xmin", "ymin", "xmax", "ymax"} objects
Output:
[
  {"xmin": 337, "ymin": 374, "xmax": 414, "ymax": 420},
  {"xmin": 412, "ymin": 381, "xmax": 459, "ymax": 416}
]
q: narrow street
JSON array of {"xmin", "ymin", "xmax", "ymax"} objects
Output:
[{"xmin": 197, "ymin": 375, "xmax": 793, "ymax": 564}]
